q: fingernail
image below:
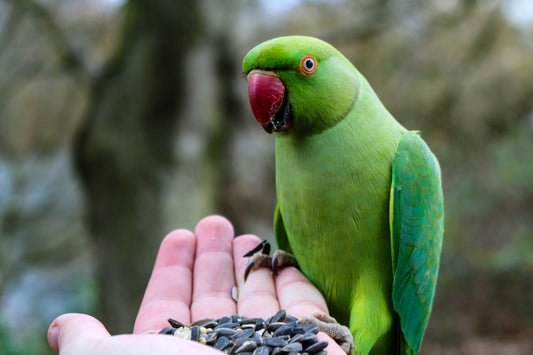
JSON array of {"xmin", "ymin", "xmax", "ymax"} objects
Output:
[{"xmin": 48, "ymin": 321, "xmax": 60, "ymax": 352}]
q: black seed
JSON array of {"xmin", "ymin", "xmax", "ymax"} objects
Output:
[
  {"xmin": 190, "ymin": 326, "xmax": 201, "ymax": 341},
  {"xmin": 250, "ymin": 331, "xmax": 264, "ymax": 345},
  {"xmin": 234, "ymin": 340, "xmax": 258, "ymax": 353},
  {"xmin": 215, "ymin": 322, "xmax": 240, "ymax": 330},
  {"xmin": 289, "ymin": 334, "xmax": 303, "ymax": 343},
  {"xmin": 284, "ymin": 316, "xmax": 298, "ymax": 323},
  {"xmin": 205, "ymin": 332, "xmax": 218, "ymax": 344},
  {"xmin": 271, "ymin": 347, "xmax": 283, "ymax": 355},
  {"xmin": 216, "ymin": 327, "xmax": 238, "ymax": 337},
  {"xmin": 219, "ymin": 316, "xmax": 232, "ymax": 325},
  {"xmin": 281, "ymin": 342, "xmax": 302, "ymax": 352},
  {"xmin": 232, "ymin": 336, "xmax": 252, "ymax": 350},
  {"xmin": 168, "ymin": 318, "xmax": 185, "ymax": 328},
  {"xmin": 232, "ymin": 314, "xmax": 241, "ymax": 323},
  {"xmin": 158, "ymin": 326, "xmax": 174, "ymax": 335},
  {"xmin": 240, "ymin": 317, "xmax": 259, "ymax": 325},
  {"xmin": 301, "ymin": 332, "xmax": 319, "ymax": 346},
  {"xmin": 252, "ymin": 346, "xmax": 271, "ymax": 355},
  {"xmin": 272, "ymin": 323, "xmax": 296, "ymax": 337},
  {"xmin": 234, "ymin": 328, "xmax": 255, "ymax": 339},
  {"xmin": 298, "ymin": 323, "xmax": 319, "ymax": 334},
  {"xmin": 268, "ymin": 310, "xmax": 286, "ymax": 324},
  {"xmin": 214, "ymin": 336, "xmax": 231, "ymax": 350},
  {"xmin": 255, "ymin": 318, "xmax": 267, "ymax": 330},
  {"xmin": 266, "ymin": 322, "xmax": 285, "ymax": 332},
  {"xmin": 292, "ymin": 325, "xmax": 309, "ymax": 335},
  {"xmin": 192, "ymin": 318, "xmax": 218, "ymax": 328},
  {"xmin": 314, "ymin": 351, "xmax": 327, "ymax": 355},
  {"xmin": 305, "ymin": 341, "xmax": 328, "ymax": 353},
  {"xmin": 264, "ymin": 336, "xmax": 289, "ymax": 347}
]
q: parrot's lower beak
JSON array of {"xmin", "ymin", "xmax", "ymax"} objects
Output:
[
  {"xmin": 247, "ymin": 70, "xmax": 293, "ymax": 133},
  {"xmin": 262, "ymin": 91, "xmax": 292, "ymax": 134}
]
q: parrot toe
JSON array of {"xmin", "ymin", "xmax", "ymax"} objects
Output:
[
  {"xmin": 243, "ymin": 241, "xmax": 299, "ymax": 281},
  {"xmin": 271, "ymin": 249, "xmax": 299, "ymax": 275},
  {"xmin": 244, "ymin": 253, "xmax": 274, "ymax": 281},
  {"xmin": 299, "ymin": 313, "xmax": 354, "ymax": 354}
]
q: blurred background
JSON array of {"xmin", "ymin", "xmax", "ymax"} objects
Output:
[{"xmin": 0, "ymin": 0, "xmax": 532, "ymax": 353}]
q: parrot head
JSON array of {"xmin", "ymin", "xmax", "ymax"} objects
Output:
[{"xmin": 242, "ymin": 36, "xmax": 360, "ymax": 136}]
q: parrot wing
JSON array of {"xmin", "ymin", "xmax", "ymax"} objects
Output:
[
  {"xmin": 390, "ymin": 132, "xmax": 444, "ymax": 354},
  {"xmin": 274, "ymin": 200, "xmax": 293, "ymax": 254}
]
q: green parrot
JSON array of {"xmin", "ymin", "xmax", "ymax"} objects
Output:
[{"xmin": 241, "ymin": 36, "xmax": 444, "ymax": 355}]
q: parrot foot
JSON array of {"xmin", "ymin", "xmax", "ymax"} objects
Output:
[
  {"xmin": 243, "ymin": 240, "xmax": 299, "ymax": 281},
  {"xmin": 300, "ymin": 313, "xmax": 354, "ymax": 354}
]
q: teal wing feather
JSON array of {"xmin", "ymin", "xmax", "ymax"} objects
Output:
[
  {"xmin": 390, "ymin": 132, "xmax": 444, "ymax": 354},
  {"xmin": 274, "ymin": 200, "xmax": 292, "ymax": 254}
]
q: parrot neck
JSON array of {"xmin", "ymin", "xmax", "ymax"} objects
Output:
[{"xmin": 277, "ymin": 73, "xmax": 405, "ymax": 146}]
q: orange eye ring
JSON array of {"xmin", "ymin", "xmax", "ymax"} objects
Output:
[{"xmin": 300, "ymin": 55, "xmax": 317, "ymax": 74}]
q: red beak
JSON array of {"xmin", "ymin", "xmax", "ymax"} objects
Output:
[{"xmin": 247, "ymin": 71, "xmax": 292, "ymax": 133}]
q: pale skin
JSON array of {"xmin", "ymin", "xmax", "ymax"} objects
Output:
[{"xmin": 47, "ymin": 215, "xmax": 345, "ymax": 355}]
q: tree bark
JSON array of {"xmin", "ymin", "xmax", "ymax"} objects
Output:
[{"xmin": 73, "ymin": 0, "xmax": 200, "ymax": 333}]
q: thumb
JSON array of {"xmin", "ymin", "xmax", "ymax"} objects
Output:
[{"xmin": 48, "ymin": 313, "xmax": 111, "ymax": 353}]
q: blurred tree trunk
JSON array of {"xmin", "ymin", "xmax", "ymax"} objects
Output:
[
  {"xmin": 204, "ymin": 0, "xmax": 247, "ymax": 234},
  {"xmin": 206, "ymin": 33, "xmax": 245, "ymax": 232},
  {"xmin": 73, "ymin": 0, "xmax": 200, "ymax": 333}
]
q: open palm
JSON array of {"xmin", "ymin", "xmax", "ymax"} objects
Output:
[{"xmin": 48, "ymin": 215, "xmax": 344, "ymax": 354}]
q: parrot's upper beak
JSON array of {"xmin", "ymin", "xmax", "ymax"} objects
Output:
[{"xmin": 247, "ymin": 70, "xmax": 293, "ymax": 133}]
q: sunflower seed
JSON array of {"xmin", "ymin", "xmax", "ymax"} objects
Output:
[
  {"xmin": 168, "ymin": 318, "xmax": 185, "ymax": 328},
  {"xmin": 268, "ymin": 309, "xmax": 286, "ymax": 324},
  {"xmin": 191, "ymin": 318, "xmax": 218, "ymax": 328},
  {"xmin": 215, "ymin": 322, "xmax": 240, "ymax": 330},
  {"xmin": 305, "ymin": 340, "xmax": 329, "ymax": 353},
  {"xmin": 252, "ymin": 346, "xmax": 271, "ymax": 355},
  {"xmin": 281, "ymin": 342, "xmax": 302, "ymax": 352},
  {"xmin": 216, "ymin": 327, "xmax": 238, "ymax": 337},
  {"xmin": 272, "ymin": 323, "xmax": 297, "ymax": 336},
  {"xmin": 157, "ymin": 327, "xmax": 174, "ymax": 335},
  {"xmin": 190, "ymin": 326, "xmax": 201, "ymax": 341},
  {"xmin": 219, "ymin": 316, "xmax": 232, "ymax": 324},
  {"xmin": 264, "ymin": 335, "xmax": 289, "ymax": 347},
  {"xmin": 214, "ymin": 336, "xmax": 231, "ymax": 350},
  {"xmin": 234, "ymin": 340, "xmax": 258, "ymax": 353},
  {"xmin": 234, "ymin": 328, "xmax": 255, "ymax": 339}
]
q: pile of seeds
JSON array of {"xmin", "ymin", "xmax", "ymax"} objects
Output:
[{"xmin": 157, "ymin": 309, "xmax": 328, "ymax": 354}]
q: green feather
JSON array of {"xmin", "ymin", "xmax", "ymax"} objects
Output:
[{"xmin": 391, "ymin": 132, "xmax": 444, "ymax": 354}]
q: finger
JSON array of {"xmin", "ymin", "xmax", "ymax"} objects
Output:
[
  {"xmin": 134, "ymin": 229, "xmax": 196, "ymax": 333},
  {"xmin": 233, "ymin": 235, "xmax": 279, "ymax": 318},
  {"xmin": 275, "ymin": 269, "xmax": 345, "ymax": 355},
  {"xmin": 317, "ymin": 333, "xmax": 347, "ymax": 355},
  {"xmin": 275, "ymin": 267, "xmax": 329, "ymax": 318},
  {"xmin": 190, "ymin": 215, "xmax": 237, "ymax": 321},
  {"xmin": 48, "ymin": 313, "xmax": 110, "ymax": 353}
]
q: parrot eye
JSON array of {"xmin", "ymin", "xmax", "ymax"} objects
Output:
[{"xmin": 300, "ymin": 55, "xmax": 317, "ymax": 74}]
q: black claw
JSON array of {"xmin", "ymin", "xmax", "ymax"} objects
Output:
[
  {"xmin": 244, "ymin": 260, "xmax": 255, "ymax": 281},
  {"xmin": 243, "ymin": 240, "xmax": 271, "ymax": 257},
  {"xmin": 263, "ymin": 242, "xmax": 271, "ymax": 256}
]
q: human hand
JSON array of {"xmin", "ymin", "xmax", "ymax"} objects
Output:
[{"xmin": 47, "ymin": 215, "xmax": 345, "ymax": 354}]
